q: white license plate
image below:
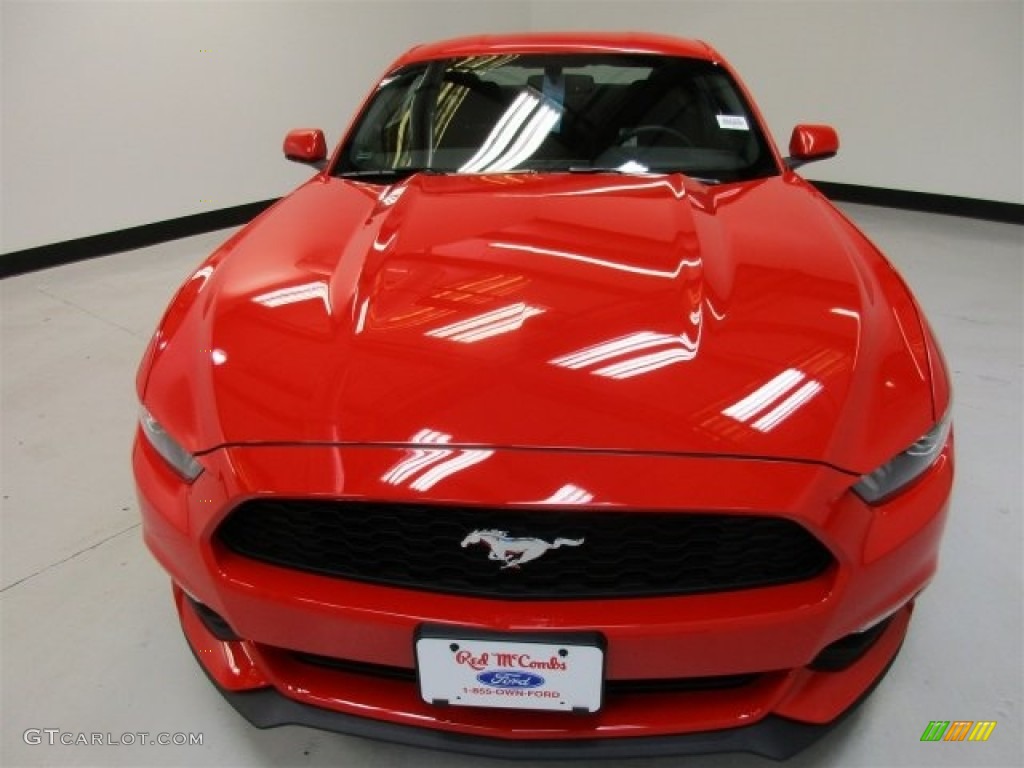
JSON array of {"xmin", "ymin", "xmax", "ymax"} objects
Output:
[{"xmin": 416, "ymin": 630, "xmax": 604, "ymax": 713}]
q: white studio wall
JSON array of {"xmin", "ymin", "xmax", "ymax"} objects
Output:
[
  {"xmin": 528, "ymin": 0, "xmax": 1023, "ymax": 206},
  {"xmin": 1, "ymin": 0, "xmax": 1021, "ymax": 257},
  {"xmin": 0, "ymin": 0, "xmax": 529, "ymax": 253}
]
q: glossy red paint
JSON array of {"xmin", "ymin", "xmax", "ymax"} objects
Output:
[
  {"xmin": 139, "ymin": 172, "xmax": 934, "ymax": 475},
  {"xmin": 398, "ymin": 31, "xmax": 718, "ymax": 63},
  {"xmin": 283, "ymin": 128, "xmax": 327, "ymax": 165},
  {"xmin": 789, "ymin": 124, "xmax": 840, "ymax": 164},
  {"xmin": 135, "ymin": 433, "xmax": 952, "ymax": 740},
  {"xmin": 134, "ymin": 33, "xmax": 953, "ymax": 758}
]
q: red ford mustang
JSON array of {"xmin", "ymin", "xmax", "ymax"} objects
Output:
[{"xmin": 133, "ymin": 33, "xmax": 954, "ymax": 759}]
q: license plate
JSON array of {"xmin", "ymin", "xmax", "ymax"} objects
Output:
[{"xmin": 415, "ymin": 628, "xmax": 604, "ymax": 713}]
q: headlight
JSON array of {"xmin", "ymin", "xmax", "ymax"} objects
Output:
[
  {"xmin": 853, "ymin": 413, "xmax": 952, "ymax": 504},
  {"xmin": 139, "ymin": 407, "xmax": 203, "ymax": 481}
]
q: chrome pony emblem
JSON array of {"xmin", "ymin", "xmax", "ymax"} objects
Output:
[{"xmin": 461, "ymin": 529, "xmax": 584, "ymax": 570}]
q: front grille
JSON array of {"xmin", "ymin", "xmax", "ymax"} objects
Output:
[
  {"xmin": 216, "ymin": 500, "xmax": 832, "ymax": 599},
  {"xmin": 290, "ymin": 650, "xmax": 760, "ymax": 693}
]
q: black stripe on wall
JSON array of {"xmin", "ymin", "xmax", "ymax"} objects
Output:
[
  {"xmin": 1, "ymin": 186, "xmax": 1020, "ymax": 279},
  {"xmin": 0, "ymin": 199, "xmax": 280, "ymax": 279},
  {"xmin": 811, "ymin": 182, "xmax": 1022, "ymax": 225}
]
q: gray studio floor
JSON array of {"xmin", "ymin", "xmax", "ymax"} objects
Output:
[{"xmin": 1, "ymin": 204, "xmax": 1021, "ymax": 768}]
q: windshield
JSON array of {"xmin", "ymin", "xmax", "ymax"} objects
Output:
[{"xmin": 334, "ymin": 53, "xmax": 778, "ymax": 184}]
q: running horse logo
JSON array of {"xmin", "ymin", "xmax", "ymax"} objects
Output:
[{"xmin": 461, "ymin": 529, "xmax": 584, "ymax": 570}]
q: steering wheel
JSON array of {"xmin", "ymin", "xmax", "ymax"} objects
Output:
[{"xmin": 616, "ymin": 125, "xmax": 693, "ymax": 147}]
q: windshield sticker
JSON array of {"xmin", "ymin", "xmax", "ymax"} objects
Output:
[{"xmin": 716, "ymin": 114, "xmax": 749, "ymax": 131}]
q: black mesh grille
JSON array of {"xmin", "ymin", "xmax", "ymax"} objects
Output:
[{"xmin": 216, "ymin": 500, "xmax": 832, "ymax": 599}]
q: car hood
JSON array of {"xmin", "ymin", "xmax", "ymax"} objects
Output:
[{"xmin": 142, "ymin": 172, "xmax": 933, "ymax": 474}]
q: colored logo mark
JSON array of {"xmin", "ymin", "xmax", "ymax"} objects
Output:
[
  {"xmin": 477, "ymin": 670, "xmax": 545, "ymax": 689},
  {"xmin": 920, "ymin": 721, "xmax": 996, "ymax": 742}
]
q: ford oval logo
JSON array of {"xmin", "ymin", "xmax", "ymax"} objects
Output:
[{"xmin": 477, "ymin": 670, "xmax": 546, "ymax": 689}]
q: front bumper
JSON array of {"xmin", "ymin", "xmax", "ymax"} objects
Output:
[
  {"xmin": 178, "ymin": 582, "xmax": 909, "ymax": 760},
  {"xmin": 135, "ymin": 436, "xmax": 952, "ymax": 758},
  {"xmin": 189, "ymin": 614, "xmax": 904, "ymax": 761}
]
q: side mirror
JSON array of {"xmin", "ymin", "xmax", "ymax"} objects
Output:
[
  {"xmin": 283, "ymin": 129, "xmax": 327, "ymax": 169},
  {"xmin": 786, "ymin": 124, "xmax": 839, "ymax": 169}
]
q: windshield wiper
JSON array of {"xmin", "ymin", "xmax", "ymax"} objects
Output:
[
  {"xmin": 567, "ymin": 166, "xmax": 720, "ymax": 185},
  {"xmin": 334, "ymin": 168, "xmax": 445, "ymax": 181},
  {"xmin": 681, "ymin": 175, "xmax": 721, "ymax": 185},
  {"xmin": 567, "ymin": 165, "xmax": 630, "ymax": 174}
]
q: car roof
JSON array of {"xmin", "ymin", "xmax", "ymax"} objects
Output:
[{"xmin": 394, "ymin": 32, "xmax": 720, "ymax": 66}]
